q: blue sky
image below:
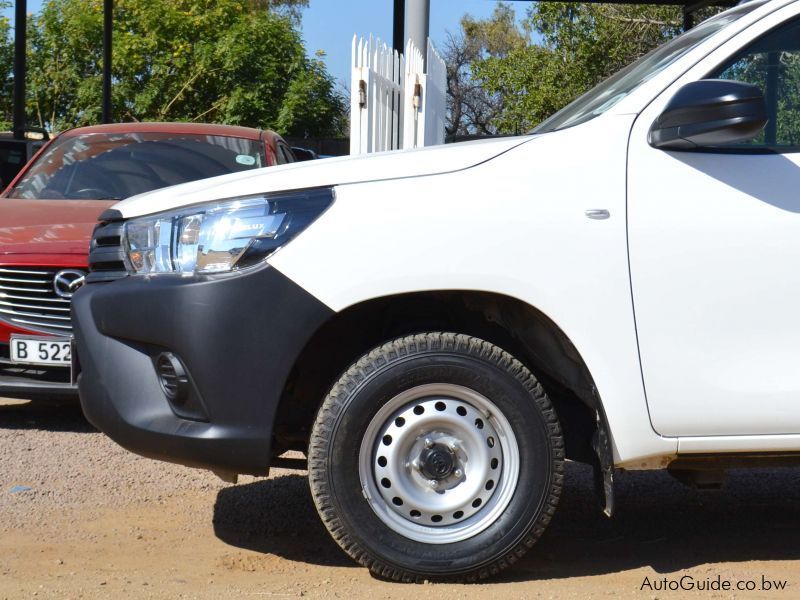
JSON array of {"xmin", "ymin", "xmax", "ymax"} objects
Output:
[
  {"xmin": 300, "ymin": 1, "xmax": 533, "ymax": 87},
  {"xmin": 4, "ymin": 1, "xmax": 533, "ymax": 87}
]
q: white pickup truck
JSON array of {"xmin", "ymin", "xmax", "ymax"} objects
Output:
[{"xmin": 73, "ymin": 0, "xmax": 800, "ymax": 582}]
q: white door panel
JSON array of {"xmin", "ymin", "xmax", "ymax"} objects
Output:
[
  {"xmin": 629, "ymin": 4, "xmax": 800, "ymax": 437},
  {"xmin": 629, "ymin": 150, "xmax": 800, "ymax": 436}
]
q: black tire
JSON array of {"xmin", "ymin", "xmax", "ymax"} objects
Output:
[{"xmin": 308, "ymin": 333, "xmax": 564, "ymax": 582}]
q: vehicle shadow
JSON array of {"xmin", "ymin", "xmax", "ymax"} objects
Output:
[
  {"xmin": 505, "ymin": 464, "xmax": 800, "ymax": 581},
  {"xmin": 673, "ymin": 151, "xmax": 800, "ymax": 214},
  {"xmin": 0, "ymin": 398, "xmax": 94, "ymax": 433},
  {"xmin": 213, "ymin": 471, "xmax": 352, "ymax": 567},
  {"xmin": 214, "ymin": 462, "xmax": 800, "ymax": 579}
]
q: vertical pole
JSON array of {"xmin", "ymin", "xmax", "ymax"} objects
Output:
[
  {"xmin": 682, "ymin": 5, "xmax": 694, "ymax": 32},
  {"xmin": 391, "ymin": 0, "xmax": 404, "ymax": 150},
  {"xmin": 12, "ymin": 0, "xmax": 27, "ymax": 140},
  {"xmin": 406, "ymin": 0, "xmax": 429, "ymax": 69},
  {"xmin": 392, "ymin": 0, "xmax": 405, "ymax": 55},
  {"xmin": 102, "ymin": 0, "xmax": 113, "ymax": 123}
]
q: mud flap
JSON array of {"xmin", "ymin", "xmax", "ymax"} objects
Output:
[{"xmin": 592, "ymin": 410, "xmax": 615, "ymax": 517}]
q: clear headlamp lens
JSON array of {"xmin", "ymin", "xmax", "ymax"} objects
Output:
[{"xmin": 122, "ymin": 188, "xmax": 333, "ymax": 275}]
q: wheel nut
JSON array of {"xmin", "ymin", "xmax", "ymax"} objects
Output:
[
  {"xmin": 454, "ymin": 469, "xmax": 463, "ymax": 478},
  {"xmin": 427, "ymin": 479, "xmax": 438, "ymax": 488},
  {"xmin": 424, "ymin": 438, "xmax": 435, "ymax": 449}
]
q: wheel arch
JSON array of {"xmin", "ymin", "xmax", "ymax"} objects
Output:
[{"xmin": 273, "ymin": 290, "xmax": 614, "ymax": 512}]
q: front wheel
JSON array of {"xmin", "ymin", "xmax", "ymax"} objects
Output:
[{"xmin": 308, "ymin": 333, "xmax": 564, "ymax": 582}]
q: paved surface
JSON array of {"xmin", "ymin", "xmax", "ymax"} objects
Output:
[{"xmin": 1, "ymin": 396, "xmax": 799, "ymax": 599}]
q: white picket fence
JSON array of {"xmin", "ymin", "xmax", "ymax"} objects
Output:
[
  {"xmin": 421, "ymin": 39, "xmax": 446, "ymax": 149},
  {"xmin": 350, "ymin": 35, "xmax": 446, "ymax": 155}
]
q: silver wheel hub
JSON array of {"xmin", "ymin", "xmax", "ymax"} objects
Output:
[{"xmin": 359, "ymin": 383, "xmax": 520, "ymax": 544}]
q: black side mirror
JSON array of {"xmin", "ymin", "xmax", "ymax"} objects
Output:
[{"xmin": 649, "ymin": 79, "xmax": 768, "ymax": 150}]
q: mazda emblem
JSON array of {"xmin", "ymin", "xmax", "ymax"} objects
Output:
[{"xmin": 53, "ymin": 269, "xmax": 87, "ymax": 299}]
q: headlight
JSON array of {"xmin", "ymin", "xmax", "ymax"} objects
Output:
[{"xmin": 122, "ymin": 188, "xmax": 333, "ymax": 275}]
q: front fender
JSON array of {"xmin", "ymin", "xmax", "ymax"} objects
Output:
[{"xmin": 269, "ymin": 114, "xmax": 676, "ymax": 465}]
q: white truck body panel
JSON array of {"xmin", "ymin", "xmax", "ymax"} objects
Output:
[
  {"xmin": 112, "ymin": 136, "xmax": 531, "ymax": 219},
  {"xmin": 628, "ymin": 2, "xmax": 800, "ymax": 438},
  {"xmin": 108, "ymin": 0, "xmax": 800, "ymax": 466},
  {"xmin": 269, "ymin": 115, "xmax": 677, "ymax": 465}
]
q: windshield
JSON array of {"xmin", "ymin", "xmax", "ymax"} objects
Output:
[
  {"xmin": 533, "ymin": 0, "xmax": 769, "ymax": 133},
  {"xmin": 6, "ymin": 131, "xmax": 264, "ymax": 201}
]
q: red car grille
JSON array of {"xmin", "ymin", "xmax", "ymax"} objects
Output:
[{"xmin": 0, "ymin": 267, "xmax": 77, "ymax": 334}]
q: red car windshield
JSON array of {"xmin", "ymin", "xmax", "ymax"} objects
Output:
[{"xmin": 6, "ymin": 131, "xmax": 264, "ymax": 201}]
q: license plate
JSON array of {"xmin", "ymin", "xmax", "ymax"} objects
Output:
[{"xmin": 10, "ymin": 336, "xmax": 72, "ymax": 367}]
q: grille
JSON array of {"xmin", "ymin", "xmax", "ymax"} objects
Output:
[
  {"xmin": 0, "ymin": 267, "xmax": 77, "ymax": 334},
  {"xmin": 87, "ymin": 220, "xmax": 128, "ymax": 283}
]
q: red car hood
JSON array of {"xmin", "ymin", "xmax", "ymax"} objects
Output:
[{"xmin": 0, "ymin": 199, "xmax": 115, "ymax": 257}]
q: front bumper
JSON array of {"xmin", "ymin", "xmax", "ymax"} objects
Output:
[
  {"xmin": 0, "ymin": 344, "xmax": 78, "ymax": 400},
  {"xmin": 72, "ymin": 264, "xmax": 333, "ymax": 475},
  {"xmin": 0, "ymin": 371, "xmax": 78, "ymax": 400}
]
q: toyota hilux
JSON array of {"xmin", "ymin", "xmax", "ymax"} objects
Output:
[{"xmin": 73, "ymin": 0, "xmax": 800, "ymax": 582}]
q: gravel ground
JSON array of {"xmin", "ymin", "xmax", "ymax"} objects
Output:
[{"xmin": 2, "ymin": 396, "xmax": 800, "ymax": 599}]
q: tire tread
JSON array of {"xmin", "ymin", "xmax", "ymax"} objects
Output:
[{"xmin": 308, "ymin": 332, "xmax": 564, "ymax": 583}]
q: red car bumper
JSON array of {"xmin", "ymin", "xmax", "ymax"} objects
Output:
[{"xmin": 0, "ymin": 259, "xmax": 85, "ymax": 400}]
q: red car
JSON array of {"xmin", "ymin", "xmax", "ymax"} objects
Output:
[{"xmin": 0, "ymin": 122, "xmax": 296, "ymax": 400}]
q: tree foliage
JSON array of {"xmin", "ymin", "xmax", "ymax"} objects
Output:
[
  {"xmin": 719, "ymin": 50, "xmax": 800, "ymax": 146},
  {"xmin": 249, "ymin": 0, "xmax": 309, "ymax": 24},
  {"xmin": 457, "ymin": 2, "xmax": 688, "ymax": 134},
  {"xmin": 16, "ymin": 0, "xmax": 345, "ymax": 136},
  {"xmin": 0, "ymin": 1, "xmax": 13, "ymax": 130},
  {"xmin": 444, "ymin": 3, "xmax": 526, "ymax": 136},
  {"xmin": 276, "ymin": 51, "xmax": 348, "ymax": 137}
]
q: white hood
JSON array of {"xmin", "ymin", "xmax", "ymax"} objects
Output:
[{"xmin": 112, "ymin": 135, "xmax": 536, "ymax": 218}]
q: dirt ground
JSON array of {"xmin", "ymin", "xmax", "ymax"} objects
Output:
[{"xmin": 2, "ymin": 397, "xmax": 799, "ymax": 599}]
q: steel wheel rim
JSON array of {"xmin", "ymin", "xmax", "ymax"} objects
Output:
[{"xmin": 358, "ymin": 383, "xmax": 520, "ymax": 544}]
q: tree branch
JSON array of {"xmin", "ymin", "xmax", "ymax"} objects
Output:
[
  {"xmin": 604, "ymin": 15, "xmax": 673, "ymax": 26},
  {"xmin": 191, "ymin": 97, "xmax": 227, "ymax": 122},
  {"xmin": 160, "ymin": 67, "xmax": 221, "ymax": 118}
]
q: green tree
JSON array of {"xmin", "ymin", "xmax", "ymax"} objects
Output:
[
  {"xmin": 276, "ymin": 51, "xmax": 348, "ymax": 137},
  {"xmin": 27, "ymin": 0, "xmax": 104, "ymax": 130},
  {"xmin": 250, "ymin": 0, "xmax": 309, "ymax": 24},
  {"xmin": 444, "ymin": 2, "xmax": 526, "ymax": 136},
  {"xmin": 26, "ymin": 0, "xmax": 346, "ymax": 136},
  {"xmin": 469, "ymin": 3, "xmax": 688, "ymax": 133},
  {"xmin": 0, "ymin": 1, "xmax": 13, "ymax": 130}
]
